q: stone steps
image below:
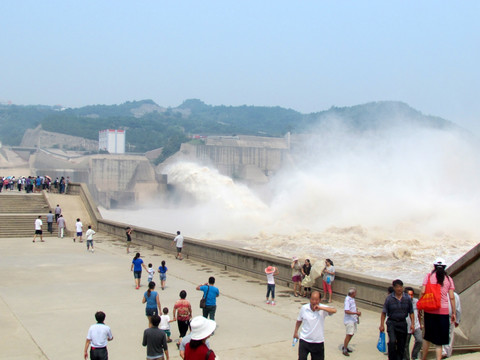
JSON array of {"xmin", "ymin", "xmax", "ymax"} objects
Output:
[{"xmin": 0, "ymin": 194, "xmax": 58, "ymax": 238}]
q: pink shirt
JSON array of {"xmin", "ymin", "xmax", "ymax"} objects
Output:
[{"xmin": 422, "ymin": 273, "xmax": 454, "ymax": 315}]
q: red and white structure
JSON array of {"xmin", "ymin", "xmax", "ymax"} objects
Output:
[{"xmin": 99, "ymin": 129, "xmax": 125, "ymax": 154}]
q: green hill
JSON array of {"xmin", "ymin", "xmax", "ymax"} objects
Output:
[{"xmin": 0, "ymin": 100, "xmax": 457, "ymax": 163}]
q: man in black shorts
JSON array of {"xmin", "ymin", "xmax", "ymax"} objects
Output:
[{"xmin": 33, "ymin": 215, "xmax": 44, "ymax": 242}]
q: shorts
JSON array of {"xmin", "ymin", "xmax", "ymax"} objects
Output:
[
  {"xmin": 161, "ymin": 329, "xmax": 171, "ymax": 337},
  {"xmin": 176, "ymin": 247, "xmax": 182, "ymax": 253},
  {"xmin": 76, "ymin": 232, "xmax": 82, "ymax": 237},
  {"xmin": 134, "ymin": 271, "xmax": 142, "ymax": 279},
  {"xmin": 35, "ymin": 230, "xmax": 42, "ymax": 235},
  {"xmin": 160, "ymin": 273, "xmax": 167, "ymax": 281},
  {"xmin": 292, "ymin": 275, "xmax": 302, "ymax": 283},
  {"xmin": 87, "ymin": 240, "xmax": 93, "ymax": 247},
  {"xmin": 146, "ymin": 307, "xmax": 158, "ymax": 317},
  {"xmin": 345, "ymin": 322, "xmax": 357, "ymax": 335}
]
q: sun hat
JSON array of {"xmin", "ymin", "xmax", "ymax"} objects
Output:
[
  {"xmin": 292, "ymin": 256, "xmax": 299, "ymax": 261},
  {"xmin": 190, "ymin": 316, "xmax": 216, "ymax": 340},
  {"xmin": 265, "ymin": 266, "xmax": 276, "ymax": 274},
  {"xmin": 434, "ymin": 257, "xmax": 447, "ymax": 267}
]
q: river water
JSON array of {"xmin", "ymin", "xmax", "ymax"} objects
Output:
[{"xmin": 101, "ymin": 125, "xmax": 480, "ymax": 285}]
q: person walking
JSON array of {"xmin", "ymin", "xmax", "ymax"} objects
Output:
[
  {"xmin": 196, "ymin": 276, "xmax": 220, "ymax": 321},
  {"xmin": 321, "ymin": 259, "xmax": 335, "ymax": 303},
  {"xmin": 184, "ymin": 316, "xmax": 216, "ymax": 360},
  {"xmin": 131, "ymin": 252, "xmax": 148, "ymax": 289},
  {"xmin": 173, "ymin": 231, "xmax": 184, "ymax": 260},
  {"xmin": 404, "ymin": 287, "xmax": 423, "ymax": 360},
  {"xmin": 54, "ymin": 204, "xmax": 61, "ymax": 223},
  {"xmin": 85, "ymin": 225, "xmax": 96, "ymax": 253},
  {"xmin": 142, "ymin": 314, "xmax": 169, "ymax": 360},
  {"xmin": 265, "ymin": 265, "xmax": 279, "ymax": 305},
  {"xmin": 142, "ymin": 281, "xmax": 161, "ymax": 327},
  {"xmin": 46, "ymin": 210, "xmax": 54, "ymax": 234},
  {"xmin": 379, "ymin": 279, "xmax": 415, "ymax": 360},
  {"xmin": 293, "ymin": 290, "xmax": 337, "ymax": 360},
  {"xmin": 343, "ymin": 287, "xmax": 361, "ymax": 356},
  {"xmin": 33, "ymin": 215, "xmax": 44, "ymax": 242},
  {"xmin": 83, "ymin": 311, "xmax": 113, "ymax": 360},
  {"xmin": 57, "ymin": 214, "xmax": 66, "ymax": 238},
  {"xmin": 158, "ymin": 260, "xmax": 168, "ymax": 290},
  {"xmin": 173, "ymin": 290, "xmax": 192, "ymax": 347},
  {"xmin": 442, "ymin": 292, "xmax": 461, "ymax": 358},
  {"xmin": 420, "ymin": 258, "xmax": 456, "ymax": 360},
  {"xmin": 74, "ymin": 218, "xmax": 83, "ymax": 243},
  {"xmin": 291, "ymin": 256, "xmax": 302, "ymax": 297}
]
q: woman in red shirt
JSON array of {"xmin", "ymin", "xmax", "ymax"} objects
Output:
[
  {"xmin": 173, "ymin": 290, "xmax": 192, "ymax": 344},
  {"xmin": 184, "ymin": 316, "xmax": 216, "ymax": 360}
]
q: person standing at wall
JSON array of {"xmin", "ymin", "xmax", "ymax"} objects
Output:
[
  {"xmin": 321, "ymin": 259, "xmax": 335, "ymax": 303},
  {"xmin": 173, "ymin": 231, "xmax": 184, "ymax": 260},
  {"xmin": 291, "ymin": 256, "xmax": 302, "ymax": 297}
]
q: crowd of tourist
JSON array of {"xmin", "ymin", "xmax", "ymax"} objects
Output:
[
  {"xmin": 79, "ymin": 228, "xmax": 462, "ymax": 360},
  {"xmin": 0, "ymin": 175, "xmax": 70, "ymax": 193}
]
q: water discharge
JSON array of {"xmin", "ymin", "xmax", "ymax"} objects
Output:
[{"xmin": 102, "ymin": 122, "xmax": 480, "ymax": 285}]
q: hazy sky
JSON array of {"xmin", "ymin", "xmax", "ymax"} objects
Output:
[{"xmin": 1, "ymin": 1, "xmax": 479, "ymax": 132}]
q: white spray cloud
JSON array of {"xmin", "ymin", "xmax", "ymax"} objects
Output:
[{"xmin": 102, "ymin": 117, "xmax": 480, "ymax": 283}]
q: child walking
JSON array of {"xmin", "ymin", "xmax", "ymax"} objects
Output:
[
  {"xmin": 159, "ymin": 307, "xmax": 174, "ymax": 343},
  {"xmin": 147, "ymin": 263, "xmax": 155, "ymax": 284},
  {"xmin": 85, "ymin": 225, "xmax": 96, "ymax": 253},
  {"xmin": 265, "ymin": 265, "xmax": 279, "ymax": 305},
  {"xmin": 158, "ymin": 260, "xmax": 168, "ymax": 290}
]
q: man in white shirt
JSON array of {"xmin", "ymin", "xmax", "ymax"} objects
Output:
[
  {"xmin": 442, "ymin": 292, "xmax": 461, "ymax": 358},
  {"xmin": 173, "ymin": 231, "xmax": 184, "ymax": 260},
  {"xmin": 33, "ymin": 215, "xmax": 44, "ymax": 242},
  {"xmin": 84, "ymin": 311, "xmax": 113, "ymax": 359},
  {"xmin": 293, "ymin": 291, "xmax": 337, "ymax": 360},
  {"xmin": 74, "ymin": 218, "xmax": 83, "ymax": 243},
  {"xmin": 343, "ymin": 287, "xmax": 362, "ymax": 356}
]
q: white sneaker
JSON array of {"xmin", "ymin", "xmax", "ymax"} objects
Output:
[
  {"xmin": 271, "ymin": 301, "xmax": 276, "ymax": 306},
  {"xmin": 266, "ymin": 300, "xmax": 270, "ymax": 304}
]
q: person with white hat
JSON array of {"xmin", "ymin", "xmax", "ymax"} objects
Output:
[
  {"xmin": 183, "ymin": 316, "xmax": 216, "ymax": 360},
  {"xmin": 419, "ymin": 258, "xmax": 455, "ymax": 360},
  {"xmin": 265, "ymin": 265, "xmax": 279, "ymax": 305}
]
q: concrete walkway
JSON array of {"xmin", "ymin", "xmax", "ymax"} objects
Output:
[{"xmin": 0, "ymin": 234, "xmax": 476, "ymax": 360}]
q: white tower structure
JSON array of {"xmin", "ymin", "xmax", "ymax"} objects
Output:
[{"xmin": 98, "ymin": 129, "xmax": 125, "ymax": 154}]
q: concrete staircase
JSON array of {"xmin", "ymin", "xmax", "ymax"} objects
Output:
[{"xmin": 0, "ymin": 193, "xmax": 57, "ymax": 238}]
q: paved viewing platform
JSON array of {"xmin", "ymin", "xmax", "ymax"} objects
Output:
[{"xmin": 0, "ymin": 233, "xmax": 477, "ymax": 360}]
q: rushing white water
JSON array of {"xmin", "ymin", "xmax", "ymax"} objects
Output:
[{"xmin": 102, "ymin": 123, "xmax": 480, "ymax": 284}]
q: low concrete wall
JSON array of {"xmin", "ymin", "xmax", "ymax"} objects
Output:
[
  {"xmin": 97, "ymin": 218, "xmax": 416, "ymax": 310},
  {"xmin": 68, "ymin": 183, "xmax": 103, "ymax": 228}
]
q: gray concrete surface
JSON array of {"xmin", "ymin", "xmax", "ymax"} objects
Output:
[{"xmin": 1, "ymin": 235, "xmax": 478, "ymax": 360}]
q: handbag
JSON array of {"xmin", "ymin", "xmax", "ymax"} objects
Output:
[
  {"xmin": 376, "ymin": 331, "xmax": 386, "ymax": 353},
  {"xmin": 417, "ymin": 274, "xmax": 441, "ymax": 311},
  {"xmin": 301, "ymin": 275, "xmax": 314, "ymax": 287},
  {"xmin": 200, "ymin": 285, "xmax": 209, "ymax": 309}
]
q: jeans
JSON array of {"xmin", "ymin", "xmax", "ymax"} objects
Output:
[
  {"xmin": 203, "ymin": 305, "xmax": 216, "ymax": 321},
  {"xmin": 47, "ymin": 222, "xmax": 53, "ymax": 233},
  {"xmin": 266, "ymin": 284, "xmax": 275, "ymax": 298},
  {"xmin": 387, "ymin": 319, "xmax": 407, "ymax": 360},
  {"xmin": 404, "ymin": 328, "xmax": 422, "ymax": 360}
]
